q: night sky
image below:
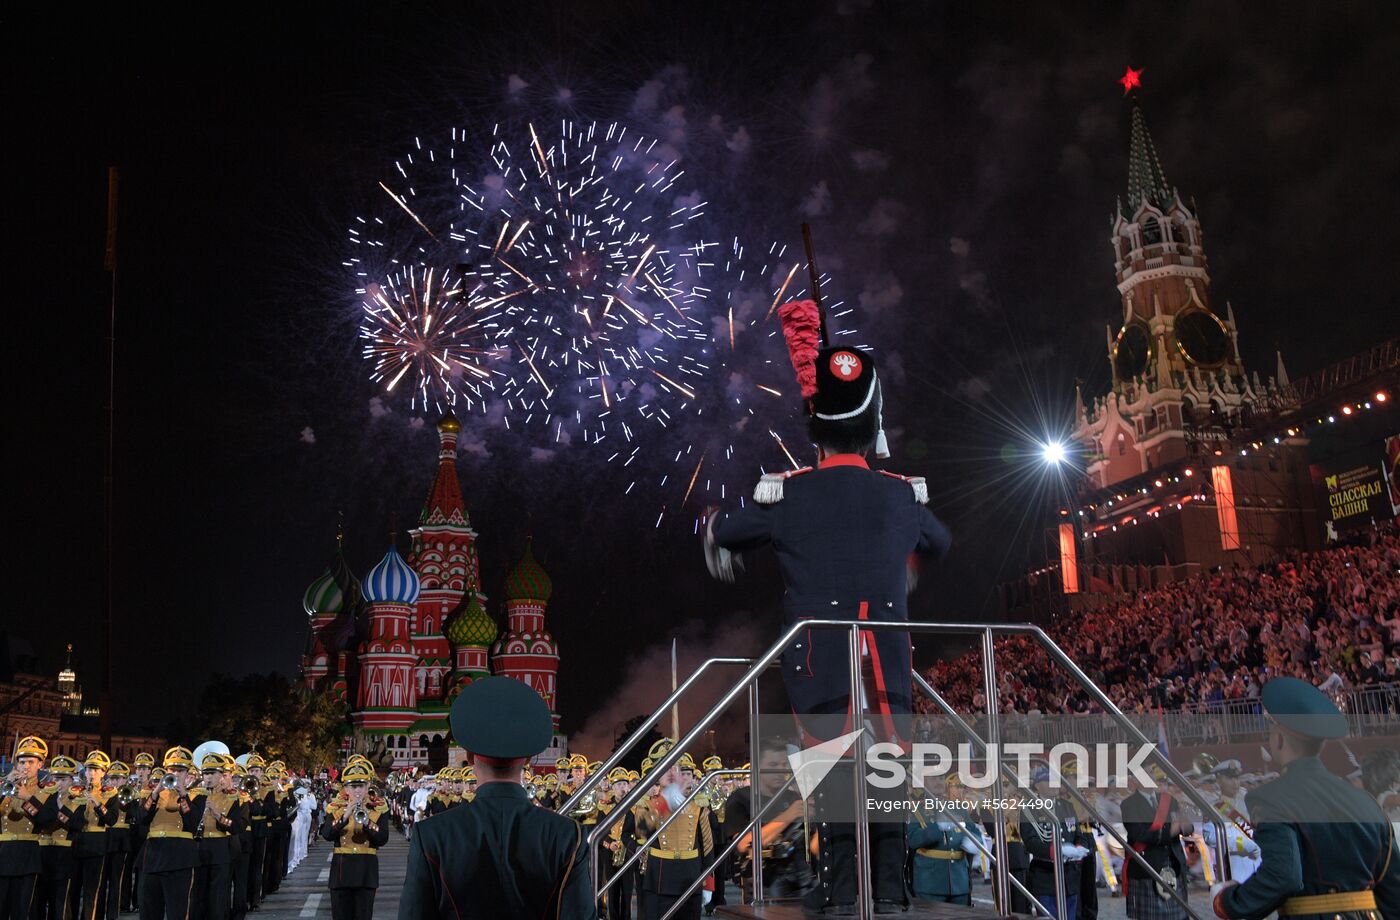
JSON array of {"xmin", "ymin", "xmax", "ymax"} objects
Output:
[{"xmin": 12, "ymin": 2, "xmax": 1399, "ymax": 745}]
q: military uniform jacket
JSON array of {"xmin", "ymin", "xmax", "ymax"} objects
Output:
[
  {"xmin": 37, "ymin": 790, "xmax": 87, "ymax": 879},
  {"xmin": 908, "ymin": 805, "xmax": 976, "ymax": 897},
  {"xmin": 248, "ymin": 785, "xmax": 270, "ymax": 838},
  {"xmin": 138, "ymin": 790, "xmax": 205, "ymax": 873},
  {"xmin": 399, "ymin": 782, "xmax": 592, "ymax": 920},
  {"xmin": 1020, "ymin": 798, "xmax": 1094, "ymax": 895},
  {"xmin": 195, "ymin": 791, "xmax": 244, "ymax": 867},
  {"xmin": 713, "ymin": 456, "xmax": 951, "ymax": 737},
  {"xmin": 0, "ymin": 783, "xmax": 59, "ymax": 876},
  {"xmin": 1220, "ymin": 757, "xmax": 1398, "ymax": 920},
  {"xmin": 127, "ymin": 787, "xmax": 149, "ymax": 847},
  {"xmin": 636, "ymin": 797, "xmax": 715, "ymax": 897},
  {"xmin": 107, "ymin": 790, "xmax": 135, "ymax": 854},
  {"xmin": 320, "ymin": 802, "xmax": 389, "ymax": 889},
  {"xmin": 75, "ymin": 787, "xmax": 119, "ymax": 859},
  {"xmin": 1122, "ymin": 789, "xmax": 1188, "ymax": 881}
]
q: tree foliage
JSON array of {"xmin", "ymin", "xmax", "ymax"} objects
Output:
[{"xmin": 192, "ymin": 672, "xmax": 347, "ymax": 771}]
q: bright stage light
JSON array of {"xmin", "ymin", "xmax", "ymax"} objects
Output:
[{"xmin": 1042, "ymin": 441, "xmax": 1066, "ymax": 464}]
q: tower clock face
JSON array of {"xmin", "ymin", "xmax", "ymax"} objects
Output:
[
  {"xmin": 1173, "ymin": 309, "xmax": 1231, "ymax": 367},
  {"xmin": 1113, "ymin": 322, "xmax": 1152, "ymax": 380}
]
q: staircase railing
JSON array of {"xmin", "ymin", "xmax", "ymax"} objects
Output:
[
  {"xmin": 560, "ymin": 657, "xmax": 761, "ymax": 817},
  {"xmin": 913, "ymin": 670, "xmax": 1220, "ymax": 920},
  {"xmin": 582, "ymin": 620, "xmax": 1228, "ymax": 920}
]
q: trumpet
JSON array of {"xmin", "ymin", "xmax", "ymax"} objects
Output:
[
  {"xmin": 239, "ymin": 776, "xmax": 260, "ymax": 795},
  {"xmin": 0, "ymin": 779, "xmax": 19, "ymax": 798},
  {"xmin": 116, "ymin": 782, "xmax": 138, "ymax": 806},
  {"xmin": 159, "ymin": 773, "xmax": 180, "ymax": 793},
  {"xmin": 352, "ymin": 805, "xmax": 370, "ymax": 826}
]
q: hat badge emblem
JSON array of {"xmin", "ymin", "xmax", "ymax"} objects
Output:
[{"xmin": 831, "ymin": 352, "xmax": 861, "ymax": 378}]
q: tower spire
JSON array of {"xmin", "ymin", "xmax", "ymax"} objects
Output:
[
  {"xmin": 1126, "ymin": 102, "xmax": 1172, "ymax": 212},
  {"xmin": 420, "ymin": 414, "xmax": 468, "ymax": 527}
]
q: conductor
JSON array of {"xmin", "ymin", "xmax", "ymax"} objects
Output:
[{"xmin": 398, "ymin": 677, "xmax": 593, "ymax": 920}]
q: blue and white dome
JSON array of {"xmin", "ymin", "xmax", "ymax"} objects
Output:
[{"xmin": 361, "ymin": 545, "xmax": 421, "ymax": 606}]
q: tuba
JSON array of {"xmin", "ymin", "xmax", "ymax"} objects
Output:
[{"xmin": 568, "ymin": 791, "xmax": 598, "ymax": 819}]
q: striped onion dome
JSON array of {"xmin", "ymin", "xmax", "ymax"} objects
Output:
[
  {"xmin": 361, "ymin": 545, "xmax": 421, "ymax": 606},
  {"xmin": 302, "ymin": 569, "xmax": 344, "ymax": 617},
  {"xmin": 444, "ymin": 594, "xmax": 497, "ymax": 648},
  {"xmin": 503, "ymin": 538, "xmax": 552, "ymax": 602}
]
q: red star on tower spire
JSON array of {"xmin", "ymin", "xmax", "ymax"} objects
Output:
[{"xmin": 1119, "ymin": 66, "xmax": 1144, "ymax": 95}]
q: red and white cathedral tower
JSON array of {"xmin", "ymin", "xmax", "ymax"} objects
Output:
[
  {"xmin": 406, "ymin": 416, "xmax": 482, "ymax": 724},
  {"xmin": 302, "ymin": 414, "xmax": 569, "ymax": 768},
  {"xmin": 491, "ymin": 540, "xmax": 563, "ymax": 738},
  {"xmin": 352, "ymin": 544, "xmax": 421, "ymax": 731}
]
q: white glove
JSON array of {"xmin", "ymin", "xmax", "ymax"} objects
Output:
[
  {"xmin": 1061, "ymin": 844, "xmax": 1091, "ymax": 860},
  {"xmin": 662, "ymin": 783, "xmax": 687, "ymax": 812},
  {"xmin": 1209, "ymin": 879, "xmax": 1238, "ymax": 911},
  {"xmin": 703, "ymin": 514, "xmax": 744, "ymax": 583}
]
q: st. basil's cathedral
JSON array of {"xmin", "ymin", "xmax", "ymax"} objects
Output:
[{"xmin": 297, "ymin": 415, "xmax": 566, "ymax": 771}]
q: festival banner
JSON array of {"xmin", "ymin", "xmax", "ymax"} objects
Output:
[{"xmin": 1311, "ymin": 441, "xmax": 1395, "ymax": 543}]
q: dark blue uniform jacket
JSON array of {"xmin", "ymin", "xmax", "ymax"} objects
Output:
[{"xmin": 713, "ymin": 454, "xmax": 951, "ymax": 739}]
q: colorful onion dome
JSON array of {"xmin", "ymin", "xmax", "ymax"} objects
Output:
[
  {"xmin": 361, "ymin": 544, "xmax": 421, "ymax": 605},
  {"xmin": 503, "ymin": 538, "xmax": 552, "ymax": 602},
  {"xmin": 445, "ymin": 593, "xmax": 497, "ymax": 648},
  {"xmin": 302, "ymin": 569, "xmax": 344, "ymax": 616}
]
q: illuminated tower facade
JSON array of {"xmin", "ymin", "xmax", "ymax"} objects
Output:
[
  {"xmin": 57, "ymin": 644, "xmax": 81, "ymax": 716},
  {"xmin": 407, "ymin": 416, "xmax": 481, "ymax": 712},
  {"xmin": 352, "ymin": 544, "xmax": 421, "ymax": 731},
  {"xmin": 491, "ymin": 540, "xmax": 562, "ymax": 734},
  {"xmin": 1072, "ymin": 96, "xmax": 1278, "ymax": 490}
]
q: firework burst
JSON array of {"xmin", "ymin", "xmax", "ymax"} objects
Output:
[
  {"xmin": 346, "ymin": 115, "xmax": 862, "ymax": 527},
  {"xmin": 359, "ymin": 265, "xmax": 513, "ymax": 406},
  {"xmin": 350, "ymin": 119, "xmax": 712, "ymax": 437}
]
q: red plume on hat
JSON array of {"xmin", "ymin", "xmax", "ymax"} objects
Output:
[{"xmin": 778, "ymin": 299, "xmax": 821, "ymax": 402}]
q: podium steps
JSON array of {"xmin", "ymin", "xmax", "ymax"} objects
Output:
[{"xmin": 571, "ymin": 620, "xmax": 1223, "ymax": 920}]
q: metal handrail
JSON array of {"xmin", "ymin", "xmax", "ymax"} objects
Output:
[
  {"xmin": 656, "ymin": 772, "xmax": 801, "ymax": 920},
  {"xmin": 1023, "ymin": 629, "xmax": 1230, "ymax": 875},
  {"xmin": 950, "ymin": 816, "xmax": 1052, "ymax": 918},
  {"xmin": 913, "ymin": 670, "xmax": 1211, "ymax": 920},
  {"xmin": 595, "ymin": 768, "xmax": 746, "ymax": 902},
  {"xmin": 585, "ymin": 621, "xmax": 997, "ymax": 863},
  {"xmin": 584, "ymin": 619, "xmax": 1227, "ymax": 919},
  {"xmin": 561, "ymin": 656, "xmax": 758, "ymax": 816}
]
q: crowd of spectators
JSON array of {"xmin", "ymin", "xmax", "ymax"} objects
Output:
[{"xmin": 923, "ymin": 525, "xmax": 1400, "ymax": 716}]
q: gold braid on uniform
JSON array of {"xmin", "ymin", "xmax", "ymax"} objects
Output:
[
  {"xmin": 1377, "ymin": 821, "xmax": 1394, "ymax": 883},
  {"xmin": 551, "ymin": 821, "xmax": 585, "ymax": 920},
  {"xmin": 699, "ymin": 808, "xmax": 714, "ymax": 857}
]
